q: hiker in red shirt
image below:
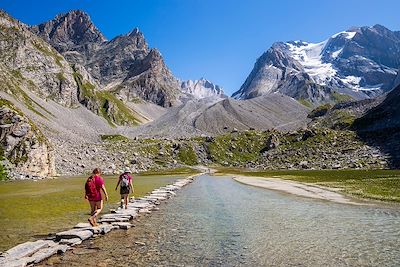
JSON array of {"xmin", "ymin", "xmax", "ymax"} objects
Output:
[
  {"xmin": 85, "ymin": 168, "xmax": 108, "ymax": 226},
  {"xmin": 115, "ymin": 167, "xmax": 134, "ymax": 209}
]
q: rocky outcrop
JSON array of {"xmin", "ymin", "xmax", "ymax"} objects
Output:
[
  {"xmin": 0, "ymin": 10, "xmax": 79, "ymax": 108},
  {"xmin": 0, "ymin": 99, "xmax": 55, "ymax": 179},
  {"xmin": 233, "ymin": 25, "xmax": 400, "ymax": 106},
  {"xmin": 32, "ymin": 10, "xmax": 181, "ymax": 108}
]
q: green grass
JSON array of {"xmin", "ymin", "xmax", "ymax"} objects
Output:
[
  {"xmin": 96, "ymin": 91, "xmax": 141, "ymax": 127},
  {"xmin": 177, "ymin": 145, "xmax": 198, "ymax": 165},
  {"xmin": 298, "ymin": 98, "xmax": 314, "ymax": 108},
  {"xmin": 0, "ymin": 174, "xmax": 187, "ymax": 251},
  {"xmin": 332, "ymin": 91, "xmax": 353, "ymax": 103},
  {"xmin": 207, "ymin": 131, "xmax": 269, "ymax": 165},
  {"xmin": 308, "ymin": 103, "xmax": 332, "ymax": 118},
  {"xmin": 100, "ymin": 134, "xmax": 130, "ymax": 142},
  {"xmin": 329, "ymin": 110, "xmax": 356, "ymax": 129},
  {"xmin": 217, "ymin": 168, "xmax": 400, "ymax": 202},
  {"xmin": 0, "ymin": 147, "xmax": 7, "ymax": 181},
  {"xmin": 140, "ymin": 167, "xmax": 200, "ymax": 176}
]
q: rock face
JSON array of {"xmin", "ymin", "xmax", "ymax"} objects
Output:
[
  {"xmin": 0, "ymin": 99, "xmax": 55, "ymax": 179},
  {"xmin": 30, "ymin": 10, "xmax": 106, "ymax": 54},
  {"xmin": 354, "ymin": 83, "xmax": 400, "ymax": 131},
  {"xmin": 32, "ymin": 10, "xmax": 181, "ymax": 108},
  {"xmin": 0, "ymin": 10, "xmax": 79, "ymax": 108},
  {"xmin": 233, "ymin": 25, "xmax": 400, "ymax": 106},
  {"xmin": 180, "ymin": 78, "xmax": 226, "ymax": 100},
  {"xmin": 394, "ymin": 69, "xmax": 400, "ymax": 88}
]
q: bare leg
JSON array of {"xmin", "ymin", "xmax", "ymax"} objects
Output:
[
  {"xmin": 89, "ymin": 200, "xmax": 103, "ymax": 225},
  {"xmin": 124, "ymin": 195, "xmax": 129, "ymax": 209}
]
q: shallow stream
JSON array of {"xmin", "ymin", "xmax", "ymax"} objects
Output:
[{"xmin": 42, "ymin": 175, "xmax": 400, "ymax": 266}]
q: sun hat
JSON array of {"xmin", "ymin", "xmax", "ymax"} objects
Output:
[{"xmin": 124, "ymin": 167, "xmax": 131, "ymax": 173}]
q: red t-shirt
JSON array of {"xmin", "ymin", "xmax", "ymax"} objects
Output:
[{"xmin": 85, "ymin": 175, "xmax": 104, "ymax": 201}]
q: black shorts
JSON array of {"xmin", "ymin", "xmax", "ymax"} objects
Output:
[{"xmin": 120, "ymin": 187, "xmax": 130, "ymax": 195}]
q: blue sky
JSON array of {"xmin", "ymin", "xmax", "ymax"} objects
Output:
[{"xmin": 1, "ymin": 0, "xmax": 399, "ymax": 95}]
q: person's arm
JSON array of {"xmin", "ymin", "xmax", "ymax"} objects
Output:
[
  {"xmin": 84, "ymin": 184, "xmax": 88, "ymax": 199},
  {"xmin": 115, "ymin": 178, "xmax": 120, "ymax": 191},
  {"xmin": 101, "ymin": 184, "xmax": 109, "ymax": 201},
  {"xmin": 129, "ymin": 179, "xmax": 134, "ymax": 193}
]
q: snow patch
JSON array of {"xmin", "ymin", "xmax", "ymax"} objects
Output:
[
  {"xmin": 287, "ymin": 40, "xmax": 336, "ymax": 85},
  {"xmin": 342, "ymin": 75, "xmax": 381, "ymax": 91},
  {"xmin": 331, "ymin": 48, "xmax": 343, "ymax": 58},
  {"xmin": 331, "ymin": 31, "xmax": 357, "ymax": 40}
]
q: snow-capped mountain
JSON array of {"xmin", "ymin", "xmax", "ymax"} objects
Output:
[
  {"xmin": 233, "ymin": 25, "xmax": 400, "ymax": 105},
  {"xmin": 180, "ymin": 78, "xmax": 226, "ymax": 99}
]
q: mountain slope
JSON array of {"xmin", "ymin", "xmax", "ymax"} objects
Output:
[
  {"xmin": 233, "ymin": 25, "xmax": 400, "ymax": 106},
  {"xmin": 32, "ymin": 10, "xmax": 181, "ymax": 108},
  {"xmin": 354, "ymin": 83, "xmax": 400, "ymax": 132},
  {"xmin": 126, "ymin": 93, "xmax": 309, "ymax": 138},
  {"xmin": 0, "ymin": 10, "xmax": 79, "ymax": 110}
]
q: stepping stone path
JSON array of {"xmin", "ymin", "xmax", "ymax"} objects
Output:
[{"xmin": 0, "ymin": 175, "xmax": 199, "ymax": 267}]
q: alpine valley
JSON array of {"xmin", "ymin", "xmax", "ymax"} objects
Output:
[{"xmin": 0, "ymin": 9, "xmax": 399, "ymax": 180}]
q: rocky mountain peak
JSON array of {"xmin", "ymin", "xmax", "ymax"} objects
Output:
[
  {"xmin": 233, "ymin": 24, "xmax": 400, "ymax": 105},
  {"xmin": 128, "ymin": 27, "xmax": 140, "ymax": 36},
  {"xmin": 31, "ymin": 9, "xmax": 106, "ymax": 52},
  {"xmin": 180, "ymin": 78, "xmax": 225, "ymax": 99}
]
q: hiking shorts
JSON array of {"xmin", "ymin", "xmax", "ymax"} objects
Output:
[{"xmin": 120, "ymin": 187, "xmax": 130, "ymax": 195}]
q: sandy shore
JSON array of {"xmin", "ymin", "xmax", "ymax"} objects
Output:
[{"xmin": 233, "ymin": 175, "xmax": 364, "ymax": 205}]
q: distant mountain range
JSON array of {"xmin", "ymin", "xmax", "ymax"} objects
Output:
[
  {"xmin": 233, "ymin": 25, "xmax": 400, "ymax": 106},
  {"xmin": 1, "ymin": 8, "xmax": 400, "ymax": 179}
]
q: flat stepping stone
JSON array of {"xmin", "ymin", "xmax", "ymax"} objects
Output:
[
  {"xmin": 148, "ymin": 196, "xmax": 167, "ymax": 201},
  {"xmin": 144, "ymin": 196, "xmax": 163, "ymax": 202},
  {"xmin": 71, "ymin": 224, "xmax": 114, "ymax": 235},
  {"xmin": 139, "ymin": 208, "xmax": 151, "ymax": 214},
  {"xmin": 4, "ymin": 240, "xmax": 54, "ymax": 260},
  {"xmin": 0, "ymin": 257, "xmax": 31, "ymax": 267},
  {"xmin": 112, "ymin": 222, "xmax": 133, "ymax": 230},
  {"xmin": 59, "ymin": 238, "xmax": 82, "ymax": 246},
  {"xmin": 130, "ymin": 202, "xmax": 152, "ymax": 208},
  {"xmin": 29, "ymin": 244, "xmax": 69, "ymax": 264},
  {"xmin": 101, "ymin": 214, "xmax": 132, "ymax": 220},
  {"xmin": 56, "ymin": 229, "xmax": 93, "ymax": 241},
  {"xmin": 99, "ymin": 217, "xmax": 130, "ymax": 223},
  {"xmin": 74, "ymin": 223, "xmax": 91, "ymax": 228},
  {"xmin": 115, "ymin": 211, "xmax": 138, "ymax": 217}
]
